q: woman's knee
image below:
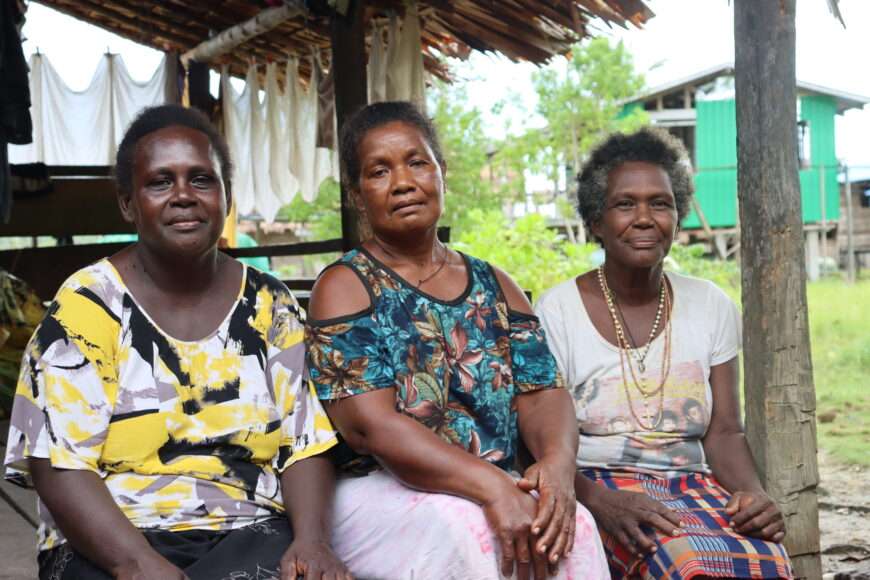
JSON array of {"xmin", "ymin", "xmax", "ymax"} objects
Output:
[
  {"xmin": 38, "ymin": 544, "xmax": 113, "ymax": 580},
  {"xmin": 574, "ymin": 501, "xmax": 600, "ymax": 541}
]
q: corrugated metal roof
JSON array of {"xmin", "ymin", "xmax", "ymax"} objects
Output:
[{"xmin": 628, "ymin": 63, "xmax": 869, "ymax": 114}]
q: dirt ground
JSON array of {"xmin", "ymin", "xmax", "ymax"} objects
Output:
[{"xmin": 819, "ymin": 451, "xmax": 870, "ymax": 579}]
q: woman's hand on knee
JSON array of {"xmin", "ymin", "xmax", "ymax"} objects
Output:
[
  {"xmin": 517, "ymin": 458, "xmax": 577, "ymax": 565},
  {"xmin": 725, "ymin": 490, "xmax": 786, "ymax": 543},
  {"xmin": 279, "ymin": 538, "xmax": 353, "ymax": 580},
  {"xmin": 112, "ymin": 552, "xmax": 188, "ymax": 580},
  {"xmin": 586, "ymin": 487, "xmax": 683, "ymax": 557},
  {"xmin": 482, "ymin": 482, "xmax": 549, "ymax": 580}
]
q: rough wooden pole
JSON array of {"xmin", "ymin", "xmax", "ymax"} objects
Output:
[
  {"xmin": 331, "ymin": 0, "xmax": 369, "ymax": 251},
  {"xmin": 734, "ymin": 1, "xmax": 821, "ymax": 578},
  {"xmin": 163, "ymin": 51, "xmax": 181, "ymax": 104},
  {"xmin": 186, "ymin": 61, "xmax": 213, "ymax": 115},
  {"xmin": 184, "ymin": 61, "xmax": 235, "ymax": 245}
]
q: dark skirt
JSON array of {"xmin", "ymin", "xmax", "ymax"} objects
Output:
[
  {"xmin": 38, "ymin": 518, "xmax": 293, "ymax": 580},
  {"xmin": 582, "ymin": 469, "xmax": 793, "ymax": 579}
]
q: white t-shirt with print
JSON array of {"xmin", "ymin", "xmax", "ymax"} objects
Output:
[{"xmin": 535, "ymin": 271, "xmax": 740, "ymax": 476}]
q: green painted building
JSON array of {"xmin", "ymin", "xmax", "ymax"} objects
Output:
[{"xmin": 623, "ymin": 65, "xmax": 868, "ymax": 232}]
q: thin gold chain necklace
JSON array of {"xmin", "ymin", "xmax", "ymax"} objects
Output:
[
  {"xmin": 371, "ymin": 238, "xmax": 448, "ymax": 288},
  {"xmin": 597, "ymin": 266, "xmax": 673, "ymax": 430}
]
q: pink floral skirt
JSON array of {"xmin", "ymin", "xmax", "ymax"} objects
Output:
[{"xmin": 329, "ymin": 470, "xmax": 608, "ymax": 580}]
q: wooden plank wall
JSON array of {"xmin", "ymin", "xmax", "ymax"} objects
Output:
[{"xmin": 1, "ymin": 177, "xmax": 134, "ymax": 237}]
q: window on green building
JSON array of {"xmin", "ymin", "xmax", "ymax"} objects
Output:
[{"xmin": 797, "ymin": 120, "xmax": 811, "ymax": 169}]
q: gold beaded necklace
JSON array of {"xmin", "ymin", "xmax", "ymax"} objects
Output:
[{"xmin": 597, "ymin": 266, "xmax": 673, "ymax": 431}]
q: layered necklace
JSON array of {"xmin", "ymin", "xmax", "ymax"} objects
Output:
[
  {"xmin": 597, "ymin": 265, "xmax": 673, "ymax": 431},
  {"xmin": 372, "ymin": 238, "xmax": 449, "ymax": 288}
]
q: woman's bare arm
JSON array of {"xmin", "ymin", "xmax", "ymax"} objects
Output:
[
  {"xmin": 703, "ymin": 357, "xmax": 786, "ymax": 542},
  {"xmin": 29, "ymin": 459, "xmax": 186, "ymax": 579}
]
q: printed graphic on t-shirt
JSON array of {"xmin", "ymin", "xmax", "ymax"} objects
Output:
[{"xmin": 573, "ymin": 360, "xmax": 709, "ymax": 473}]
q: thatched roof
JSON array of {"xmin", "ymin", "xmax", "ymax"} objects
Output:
[{"xmin": 34, "ymin": 0, "xmax": 653, "ymax": 80}]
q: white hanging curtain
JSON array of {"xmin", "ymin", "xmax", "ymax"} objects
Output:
[
  {"xmin": 367, "ymin": 22, "xmax": 388, "ymax": 104},
  {"xmin": 370, "ymin": 3, "xmax": 425, "ymax": 110},
  {"xmin": 221, "ymin": 66, "xmax": 256, "ymax": 217},
  {"xmin": 266, "ymin": 62, "xmax": 297, "ymax": 205},
  {"xmin": 221, "ymin": 57, "xmax": 338, "ymax": 222},
  {"xmin": 9, "ymin": 53, "xmax": 168, "ymax": 165}
]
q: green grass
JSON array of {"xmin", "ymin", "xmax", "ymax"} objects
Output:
[
  {"xmin": 682, "ymin": 260, "xmax": 870, "ymax": 466},
  {"xmin": 808, "ymin": 277, "xmax": 870, "ymax": 465}
]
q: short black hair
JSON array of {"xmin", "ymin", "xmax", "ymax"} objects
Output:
[
  {"xmin": 115, "ymin": 104, "xmax": 233, "ymax": 196},
  {"xmin": 576, "ymin": 126, "xmax": 694, "ymax": 244},
  {"xmin": 339, "ymin": 101, "xmax": 445, "ymax": 191}
]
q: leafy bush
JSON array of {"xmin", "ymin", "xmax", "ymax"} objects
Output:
[
  {"xmin": 666, "ymin": 243, "xmax": 741, "ymax": 301},
  {"xmin": 277, "ymin": 178, "xmax": 342, "ymax": 240},
  {"xmin": 454, "ymin": 210, "xmax": 741, "ymax": 304},
  {"xmin": 454, "ymin": 210, "xmax": 596, "ymax": 301}
]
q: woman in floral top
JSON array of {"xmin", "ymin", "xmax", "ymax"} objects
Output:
[{"xmin": 305, "ymin": 101, "xmax": 607, "ymax": 580}]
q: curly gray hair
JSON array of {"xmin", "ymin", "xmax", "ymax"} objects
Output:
[{"xmin": 576, "ymin": 127, "xmax": 694, "ymax": 244}]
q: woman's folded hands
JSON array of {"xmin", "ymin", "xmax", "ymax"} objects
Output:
[
  {"xmin": 280, "ymin": 537, "xmax": 353, "ymax": 580},
  {"xmin": 517, "ymin": 456, "xmax": 578, "ymax": 565},
  {"xmin": 482, "ymin": 478, "xmax": 549, "ymax": 580},
  {"xmin": 480, "ymin": 454, "xmax": 579, "ymax": 580}
]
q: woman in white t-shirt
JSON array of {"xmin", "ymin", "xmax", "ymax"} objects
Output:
[{"xmin": 535, "ymin": 128, "xmax": 793, "ymax": 579}]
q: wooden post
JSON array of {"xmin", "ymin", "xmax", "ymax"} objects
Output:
[
  {"xmin": 164, "ymin": 51, "xmax": 181, "ymax": 104},
  {"xmin": 734, "ymin": 1, "xmax": 821, "ymax": 578},
  {"xmin": 819, "ymin": 164, "xmax": 828, "ymax": 262},
  {"xmin": 184, "ymin": 61, "xmax": 235, "ymax": 245},
  {"xmin": 844, "ymin": 165, "xmax": 856, "ymax": 284},
  {"xmin": 714, "ymin": 233, "xmax": 728, "ymax": 261},
  {"xmin": 331, "ymin": 0, "xmax": 369, "ymax": 251},
  {"xmin": 187, "ymin": 61, "xmax": 213, "ymax": 115},
  {"xmin": 805, "ymin": 229, "xmax": 820, "ymax": 282}
]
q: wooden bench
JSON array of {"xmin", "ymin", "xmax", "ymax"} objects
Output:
[{"xmin": 0, "ymin": 419, "xmax": 39, "ymax": 579}]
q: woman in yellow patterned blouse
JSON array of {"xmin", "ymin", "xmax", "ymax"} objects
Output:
[{"xmin": 3, "ymin": 105, "xmax": 350, "ymax": 580}]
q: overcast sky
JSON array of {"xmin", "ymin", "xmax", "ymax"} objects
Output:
[{"xmin": 19, "ymin": 0, "xmax": 870, "ymax": 168}]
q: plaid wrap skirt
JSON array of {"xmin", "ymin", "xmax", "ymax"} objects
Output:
[{"xmin": 582, "ymin": 469, "xmax": 794, "ymax": 579}]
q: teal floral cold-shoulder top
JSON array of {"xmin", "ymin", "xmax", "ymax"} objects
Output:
[{"xmin": 305, "ymin": 248, "xmax": 564, "ymax": 475}]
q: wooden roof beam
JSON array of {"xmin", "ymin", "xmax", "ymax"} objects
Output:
[
  {"xmin": 162, "ymin": 6, "xmax": 311, "ymax": 67},
  {"xmin": 461, "ymin": 4, "xmax": 561, "ymax": 55},
  {"xmin": 46, "ymin": 0, "xmax": 196, "ymax": 51},
  {"xmin": 97, "ymin": 0, "xmax": 210, "ymax": 41},
  {"xmin": 438, "ymin": 11, "xmax": 552, "ymax": 62},
  {"xmin": 181, "ymin": 1, "xmax": 307, "ymax": 65},
  {"xmin": 151, "ymin": 2, "xmax": 289, "ymax": 58}
]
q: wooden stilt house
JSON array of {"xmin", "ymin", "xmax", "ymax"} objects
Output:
[{"xmin": 622, "ymin": 63, "xmax": 868, "ymax": 278}]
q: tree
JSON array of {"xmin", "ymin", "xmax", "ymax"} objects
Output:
[
  {"xmin": 428, "ymin": 81, "xmax": 504, "ymax": 233},
  {"xmin": 734, "ymin": 1, "xmax": 820, "ymax": 577},
  {"xmin": 530, "ymin": 37, "xmax": 647, "ymax": 185},
  {"xmin": 276, "ymin": 178, "xmax": 342, "ymax": 240}
]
